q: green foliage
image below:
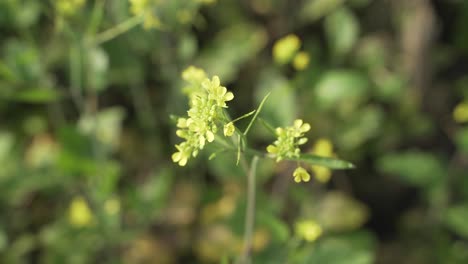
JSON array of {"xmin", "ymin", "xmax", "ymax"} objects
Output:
[{"xmin": 0, "ymin": 0, "xmax": 467, "ymax": 263}]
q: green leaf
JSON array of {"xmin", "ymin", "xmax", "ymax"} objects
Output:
[
  {"xmin": 13, "ymin": 88, "xmax": 60, "ymax": 103},
  {"xmin": 300, "ymin": 0, "xmax": 346, "ymax": 22},
  {"xmin": 196, "ymin": 23, "xmax": 267, "ymax": 82},
  {"xmin": 315, "ymin": 70, "xmax": 369, "ymax": 110},
  {"xmin": 325, "ymin": 7, "xmax": 360, "ymax": 58},
  {"xmin": 0, "ymin": 229, "xmax": 7, "ymax": 250},
  {"xmin": 337, "ymin": 106, "xmax": 384, "ymax": 150},
  {"xmin": 317, "ymin": 191, "xmax": 369, "ymax": 232},
  {"xmin": 302, "ymin": 231, "xmax": 376, "ymax": 264},
  {"xmin": 0, "ymin": 60, "xmax": 17, "ymax": 82},
  {"xmin": 455, "ymin": 127, "xmax": 468, "ymax": 153},
  {"xmin": 290, "ymin": 153, "xmax": 355, "ymax": 169},
  {"xmin": 0, "ymin": 132, "xmax": 14, "ymax": 162},
  {"xmin": 257, "ymin": 211, "xmax": 290, "ymax": 242},
  {"xmin": 445, "ymin": 205, "xmax": 468, "ymax": 238},
  {"xmin": 255, "ymin": 68, "xmax": 296, "ymax": 127},
  {"xmin": 377, "ymin": 151, "xmax": 445, "ymax": 187}
]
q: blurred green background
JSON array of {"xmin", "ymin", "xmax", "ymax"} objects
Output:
[{"xmin": 1, "ymin": 0, "xmax": 468, "ymax": 263}]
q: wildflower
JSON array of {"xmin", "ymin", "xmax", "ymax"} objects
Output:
[
  {"xmin": 172, "ymin": 67, "xmax": 235, "ymax": 166},
  {"xmin": 295, "ymin": 220, "xmax": 322, "ymax": 242},
  {"xmin": 68, "ymin": 196, "xmax": 94, "ymax": 227},
  {"xmin": 273, "ymin": 34, "xmax": 301, "ymax": 65},
  {"xmin": 129, "ymin": 0, "xmax": 148, "ymax": 16},
  {"xmin": 224, "ymin": 122, "xmax": 235, "ymax": 137},
  {"xmin": 311, "ymin": 138, "xmax": 334, "ymax": 183},
  {"xmin": 453, "ymin": 102, "xmax": 468, "ymax": 123},
  {"xmin": 266, "ymin": 119, "xmax": 311, "ymax": 161},
  {"xmin": 55, "ymin": 0, "xmax": 85, "ymax": 16},
  {"xmin": 293, "ymin": 51, "xmax": 310, "ymax": 70},
  {"xmin": 293, "ymin": 166, "xmax": 311, "ymax": 183}
]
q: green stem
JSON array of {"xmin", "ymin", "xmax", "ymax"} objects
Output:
[
  {"xmin": 239, "ymin": 155, "xmax": 259, "ymax": 264},
  {"xmin": 243, "ymin": 93, "xmax": 270, "ymax": 136},
  {"xmin": 86, "ymin": 0, "xmax": 106, "ymax": 36},
  {"xmin": 89, "ymin": 15, "xmax": 144, "ymax": 45}
]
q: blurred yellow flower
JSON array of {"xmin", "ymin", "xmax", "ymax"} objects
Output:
[
  {"xmin": 273, "ymin": 34, "xmax": 301, "ymax": 65},
  {"xmin": 293, "ymin": 51, "xmax": 310, "ymax": 70},
  {"xmin": 295, "ymin": 220, "xmax": 322, "ymax": 242},
  {"xmin": 252, "ymin": 228, "xmax": 271, "ymax": 252},
  {"xmin": 56, "ymin": 0, "xmax": 85, "ymax": 16},
  {"xmin": 129, "ymin": 0, "xmax": 148, "ymax": 16},
  {"xmin": 68, "ymin": 196, "xmax": 94, "ymax": 227},
  {"xmin": 311, "ymin": 138, "xmax": 335, "ymax": 183},
  {"xmin": 453, "ymin": 102, "xmax": 468, "ymax": 123},
  {"xmin": 311, "ymin": 165, "xmax": 331, "ymax": 183}
]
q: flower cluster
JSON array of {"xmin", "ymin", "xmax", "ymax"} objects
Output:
[
  {"xmin": 172, "ymin": 66, "xmax": 234, "ymax": 166},
  {"xmin": 266, "ymin": 119, "xmax": 310, "ymax": 162}
]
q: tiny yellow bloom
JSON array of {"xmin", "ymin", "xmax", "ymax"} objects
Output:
[
  {"xmin": 453, "ymin": 102, "xmax": 468, "ymax": 123},
  {"xmin": 293, "ymin": 166, "xmax": 311, "ymax": 183},
  {"xmin": 68, "ymin": 196, "xmax": 94, "ymax": 227},
  {"xmin": 293, "ymin": 51, "xmax": 310, "ymax": 70},
  {"xmin": 295, "ymin": 220, "xmax": 322, "ymax": 242},
  {"xmin": 223, "ymin": 122, "xmax": 235, "ymax": 137}
]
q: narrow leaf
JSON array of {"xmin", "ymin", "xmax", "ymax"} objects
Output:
[
  {"xmin": 232, "ymin": 110, "xmax": 256, "ymax": 123},
  {"xmin": 291, "ymin": 153, "xmax": 355, "ymax": 169},
  {"xmin": 244, "ymin": 92, "xmax": 270, "ymax": 136}
]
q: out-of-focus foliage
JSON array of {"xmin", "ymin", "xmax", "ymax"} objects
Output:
[{"xmin": 0, "ymin": 0, "xmax": 467, "ymax": 263}]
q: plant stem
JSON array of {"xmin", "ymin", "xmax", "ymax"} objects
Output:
[
  {"xmin": 89, "ymin": 15, "xmax": 144, "ymax": 45},
  {"xmin": 239, "ymin": 155, "xmax": 259, "ymax": 264}
]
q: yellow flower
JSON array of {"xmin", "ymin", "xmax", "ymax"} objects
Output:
[
  {"xmin": 223, "ymin": 122, "xmax": 235, "ymax": 137},
  {"xmin": 311, "ymin": 138, "xmax": 334, "ymax": 183},
  {"xmin": 293, "ymin": 166, "xmax": 311, "ymax": 183},
  {"xmin": 453, "ymin": 102, "xmax": 468, "ymax": 123},
  {"xmin": 266, "ymin": 119, "xmax": 311, "ymax": 161},
  {"xmin": 295, "ymin": 220, "xmax": 322, "ymax": 242},
  {"xmin": 273, "ymin": 34, "xmax": 301, "ymax": 65},
  {"xmin": 68, "ymin": 196, "xmax": 94, "ymax": 227},
  {"xmin": 56, "ymin": 0, "xmax": 86, "ymax": 16},
  {"xmin": 293, "ymin": 51, "xmax": 310, "ymax": 70},
  {"xmin": 311, "ymin": 165, "xmax": 331, "ymax": 183}
]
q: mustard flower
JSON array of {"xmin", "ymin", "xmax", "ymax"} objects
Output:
[
  {"xmin": 311, "ymin": 138, "xmax": 334, "ymax": 183},
  {"xmin": 453, "ymin": 102, "xmax": 468, "ymax": 123},
  {"xmin": 293, "ymin": 166, "xmax": 311, "ymax": 183},
  {"xmin": 68, "ymin": 196, "xmax": 94, "ymax": 227},
  {"xmin": 224, "ymin": 122, "xmax": 235, "ymax": 137},
  {"xmin": 273, "ymin": 34, "xmax": 301, "ymax": 65},
  {"xmin": 266, "ymin": 119, "xmax": 311, "ymax": 161},
  {"xmin": 172, "ymin": 67, "xmax": 235, "ymax": 166},
  {"xmin": 295, "ymin": 220, "xmax": 322, "ymax": 242}
]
